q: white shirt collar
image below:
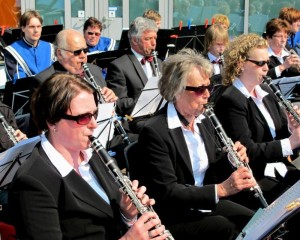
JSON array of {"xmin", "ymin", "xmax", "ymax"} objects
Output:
[
  {"xmin": 131, "ymin": 48, "xmax": 144, "ymax": 62},
  {"xmin": 167, "ymin": 102, "xmax": 205, "ymax": 129},
  {"xmin": 233, "ymin": 79, "xmax": 269, "ymax": 100},
  {"xmin": 268, "ymin": 47, "xmax": 289, "ymax": 58},
  {"xmin": 41, "ymin": 134, "xmax": 93, "ymax": 177}
]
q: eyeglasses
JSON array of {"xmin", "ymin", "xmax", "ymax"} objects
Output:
[
  {"xmin": 60, "ymin": 47, "xmax": 89, "ymax": 56},
  {"xmin": 61, "ymin": 110, "xmax": 98, "ymax": 125},
  {"xmin": 272, "ymin": 34, "xmax": 288, "ymax": 39},
  {"xmin": 87, "ymin": 31, "xmax": 101, "ymax": 37},
  {"xmin": 185, "ymin": 84, "xmax": 213, "ymax": 95},
  {"xmin": 246, "ymin": 59, "xmax": 270, "ymax": 67}
]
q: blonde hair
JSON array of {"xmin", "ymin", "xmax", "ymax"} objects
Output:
[
  {"xmin": 213, "ymin": 14, "xmax": 230, "ymax": 29},
  {"xmin": 222, "ymin": 33, "xmax": 268, "ymax": 86}
]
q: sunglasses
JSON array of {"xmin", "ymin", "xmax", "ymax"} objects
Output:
[
  {"xmin": 61, "ymin": 110, "xmax": 98, "ymax": 125},
  {"xmin": 87, "ymin": 31, "xmax": 101, "ymax": 36},
  {"xmin": 185, "ymin": 84, "xmax": 213, "ymax": 95},
  {"xmin": 246, "ymin": 59, "xmax": 270, "ymax": 67},
  {"xmin": 61, "ymin": 47, "xmax": 89, "ymax": 56}
]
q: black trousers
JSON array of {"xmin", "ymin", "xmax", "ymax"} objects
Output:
[{"xmin": 168, "ymin": 199, "xmax": 254, "ymax": 240}]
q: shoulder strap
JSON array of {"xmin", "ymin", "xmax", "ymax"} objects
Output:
[{"xmin": 5, "ymin": 45, "xmax": 33, "ymax": 77}]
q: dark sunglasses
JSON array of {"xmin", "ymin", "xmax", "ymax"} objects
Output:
[
  {"xmin": 61, "ymin": 47, "xmax": 89, "ymax": 56},
  {"xmin": 87, "ymin": 31, "xmax": 101, "ymax": 36},
  {"xmin": 185, "ymin": 84, "xmax": 213, "ymax": 95},
  {"xmin": 61, "ymin": 110, "xmax": 98, "ymax": 125},
  {"xmin": 246, "ymin": 59, "xmax": 270, "ymax": 67}
]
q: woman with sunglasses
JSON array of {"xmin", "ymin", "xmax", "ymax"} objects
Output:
[
  {"xmin": 130, "ymin": 48, "xmax": 256, "ymax": 240},
  {"xmin": 265, "ymin": 18, "xmax": 300, "ymax": 79},
  {"xmin": 8, "ymin": 73, "xmax": 169, "ymax": 240},
  {"xmin": 214, "ymin": 33, "xmax": 300, "ymax": 221}
]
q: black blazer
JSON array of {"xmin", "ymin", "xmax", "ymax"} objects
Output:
[
  {"xmin": 131, "ymin": 104, "xmax": 232, "ymax": 226},
  {"xmin": 33, "ymin": 61, "xmax": 106, "ymax": 87},
  {"xmin": 106, "ymin": 51, "xmax": 162, "ymax": 116},
  {"xmin": 8, "ymin": 143, "xmax": 124, "ymax": 240},
  {"xmin": 267, "ymin": 55, "xmax": 300, "ymax": 79},
  {"xmin": 214, "ymin": 84, "xmax": 292, "ymax": 180}
]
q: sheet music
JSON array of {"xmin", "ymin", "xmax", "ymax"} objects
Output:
[
  {"xmin": 236, "ymin": 180, "xmax": 300, "ymax": 240},
  {"xmin": 131, "ymin": 76, "xmax": 166, "ymax": 118},
  {"xmin": 0, "ymin": 135, "xmax": 42, "ymax": 187},
  {"xmin": 93, "ymin": 102, "xmax": 115, "ymax": 148}
]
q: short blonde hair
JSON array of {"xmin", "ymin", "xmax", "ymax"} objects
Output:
[{"xmin": 213, "ymin": 14, "xmax": 230, "ymax": 29}]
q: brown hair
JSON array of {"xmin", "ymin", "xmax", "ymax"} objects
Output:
[
  {"xmin": 265, "ymin": 18, "xmax": 291, "ymax": 39},
  {"xmin": 83, "ymin": 17, "xmax": 103, "ymax": 32},
  {"xmin": 31, "ymin": 73, "xmax": 99, "ymax": 132},
  {"xmin": 19, "ymin": 9, "xmax": 43, "ymax": 27},
  {"xmin": 278, "ymin": 7, "xmax": 300, "ymax": 24}
]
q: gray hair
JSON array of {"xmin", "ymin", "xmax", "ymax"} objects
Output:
[
  {"xmin": 128, "ymin": 17, "xmax": 158, "ymax": 44},
  {"xmin": 159, "ymin": 48, "xmax": 213, "ymax": 102}
]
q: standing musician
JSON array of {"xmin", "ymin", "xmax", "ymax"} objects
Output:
[
  {"xmin": 130, "ymin": 48, "xmax": 256, "ymax": 240},
  {"xmin": 8, "ymin": 73, "xmax": 170, "ymax": 240},
  {"xmin": 214, "ymin": 33, "xmax": 300, "ymax": 239},
  {"xmin": 106, "ymin": 17, "xmax": 162, "ymax": 134}
]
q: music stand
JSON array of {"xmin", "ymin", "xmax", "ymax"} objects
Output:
[
  {"xmin": 118, "ymin": 29, "xmax": 174, "ymax": 60},
  {"xmin": 236, "ymin": 180, "xmax": 300, "ymax": 240},
  {"xmin": 87, "ymin": 49, "xmax": 129, "ymax": 69},
  {"xmin": 130, "ymin": 76, "xmax": 166, "ymax": 118},
  {"xmin": 271, "ymin": 76, "xmax": 300, "ymax": 101},
  {"xmin": 3, "ymin": 76, "xmax": 38, "ymax": 116},
  {"xmin": 171, "ymin": 25, "xmax": 210, "ymax": 53},
  {"xmin": 0, "ymin": 135, "xmax": 42, "ymax": 188},
  {"xmin": 93, "ymin": 103, "xmax": 116, "ymax": 150}
]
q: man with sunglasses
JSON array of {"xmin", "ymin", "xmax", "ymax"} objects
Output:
[
  {"xmin": 129, "ymin": 48, "xmax": 256, "ymax": 240},
  {"xmin": 33, "ymin": 28, "xmax": 117, "ymax": 103},
  {"xmin": 83, "ymin": 17, "xmax": 116, "ymax": 53}
]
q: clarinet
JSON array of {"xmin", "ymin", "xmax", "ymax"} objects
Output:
[
  {"xmin": 263, "ymin": 76, "xmax": 300, "ymax": 125},
  {"xmin": 89, "ymin": 136, "xmax": 175, "ymax": 240},
  {"xmin": 151, "ymin": 51, "xmax": 161, "ymax": 77},
  {"xmin": 0, "ymin": 112, "xmax": 18, "ymax": 145},
  {"xmin": 82, "ymin": 63, "xmax": 130, "ymax": 146},
  {"xmin": 205, "ymin": 105, "xmax": 269, "ymax": 208}
]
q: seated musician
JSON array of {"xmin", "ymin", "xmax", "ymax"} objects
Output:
[
  {"xmin": 130, "ymin": 48, "xmax": 256, "ymax": 240},
  {"xmin": 4, "ymin": 10, "xmax": 55, "ymax": 83},
  {"xmin": 106, "ymin": 17, "xmax": 162, "ymax": 134},
  {"xmin": 265, "ymin": 18, "xmax": 300, "ymax": 79}
]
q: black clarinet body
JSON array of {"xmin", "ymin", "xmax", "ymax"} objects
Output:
[
  {"xmin": 151, "ymin": 51, "xmax": 161, "ymax": 77},
  {"xmin": 89, "ymin": 136, "xmax": 174, "ymax": 240},
  {"xmin": 263, "ymin": 76, "xmax": 300, "ymax": 125},
  {"xmin": 205, "ymin": 105, "xmax": 269, "ymax": 208},
  {"xmin": 0, "ymin": 112, "xmax": 18, "ymax": 145}
]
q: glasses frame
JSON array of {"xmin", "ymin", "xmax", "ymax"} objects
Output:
[
  {"xmin": 60, "ymin": 47, "xmax": 89, "ymax": 56},
  {"xmin": 60, "ymin": 110, "xmax": 98, "ymax": 125},
  {"xmin": 87, "ymin": 31, "xmax": 101, "ymax": 37},
  {"xmin": 246, "ymin": 59, "xmax": 270, "ymax": 67},
  {"xmin": 184, "ymin": 84, "xmax": 213, "ymax": 95}
]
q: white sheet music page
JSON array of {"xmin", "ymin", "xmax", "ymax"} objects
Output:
[
  {"xmin": 131, "ymin": 76, "xmax": 166, "ymax": 118},
  {"xmin": 236, "ymin": 180, "xmax": 300, "ymax": 240},
  {"xmin": 93, "ymin": 102, "xmax": 115, "ymax": 148}
]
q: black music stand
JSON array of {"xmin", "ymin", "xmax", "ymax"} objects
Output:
[
  {"xmin": 87, "ymin": 49, "xmax": 129, "ymax": 69},
  {"xmin": 0, "ymin": 135, "xmax": 42, "ymax": 188},
  {"xmin": 271, "ymin": 76, "xmax": 300, "ymax": 102},
  {"xmin": 118, "ymin": 28, "xmax": 174, "ymax": 60},
  {"xmin": 171, "ymin": 25, "xmax": 210, "ymax": 53},
  {"xmin": 3, "ymin": 77, "xmax": 38, "ymax": 116}
]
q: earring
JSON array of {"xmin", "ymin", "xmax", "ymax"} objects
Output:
[{"xmin": 53, "ymin": 126, "xmax": 57, "ymax": 133}]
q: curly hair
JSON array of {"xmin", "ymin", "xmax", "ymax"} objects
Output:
[{"xmin": 222, "ymin": 33, "xmax": 268, "ymax": 86}]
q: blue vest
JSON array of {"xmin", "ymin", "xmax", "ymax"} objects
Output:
[
  {"xmin": 88, "ymin": 37, "xmax": 116, "ymax": 52},
  {"xmin": 10, "ymin": 38, "xmax": 54, "ymax": 82}
]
